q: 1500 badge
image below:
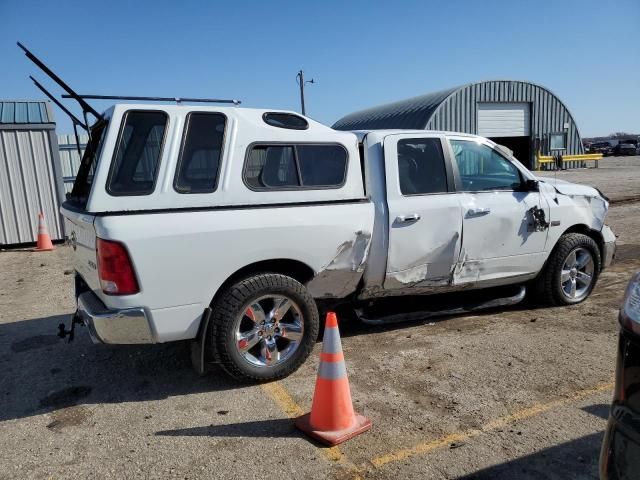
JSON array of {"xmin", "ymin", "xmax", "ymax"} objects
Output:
[{"xmin": 88, "ymin": 260, "xmax": 97, "ymax": 270}]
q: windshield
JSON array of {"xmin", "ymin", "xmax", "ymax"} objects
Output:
[{"xmin": 68, "ymin": 120, "xmax": 108, "ymax": 207}]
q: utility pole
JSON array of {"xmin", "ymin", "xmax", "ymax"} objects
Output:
[{"xmin": 296, "ymin": 70, "xmax": 314, "ymax": 116}]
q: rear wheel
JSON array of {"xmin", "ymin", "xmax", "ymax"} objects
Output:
[
  {"xmin": 210, "ymin": 273, "xmax": 319, "ymax": 381},
  {"xmin": 534, "ymin": 233, "xmax": 601, "ymax": 306}
]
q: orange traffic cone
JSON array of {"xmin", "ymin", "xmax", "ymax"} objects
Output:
[
  {"xmin": 35, "ymin": 212, "xmax": 54, "ymax": 251},
  {"xmin": 295, "ymin": 312, "xmax": 371, "ymax": 446}
]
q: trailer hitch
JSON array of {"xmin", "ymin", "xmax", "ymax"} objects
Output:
[{"xmin": 58, "ymin": 311, "xmax": 83, "ymax": 343}]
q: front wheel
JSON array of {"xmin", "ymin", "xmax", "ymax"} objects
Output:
[
  {"xmin": 534, "ymin": 233, "xmax": 601, "ymax": 306},
  {"xmin": 210, "ymin": 273, "xmax": 319, "ymax": 381}
]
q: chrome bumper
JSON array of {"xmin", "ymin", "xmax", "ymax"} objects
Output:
[
  {"xmin": 77, "ymin": 291, "xmax": 154, "ymax": 344},
  {"xmin": 601, "ymin": 225, "xmax": 616, "ymax": 270}
]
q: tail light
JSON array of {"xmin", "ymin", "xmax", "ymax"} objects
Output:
[
  {"xmin": 96, "ymin": 238, "xmax": 140, "ymax": 295},
  {"xmin": 620, "ymin": 272, "xmax": 640, "ymax": 335}
]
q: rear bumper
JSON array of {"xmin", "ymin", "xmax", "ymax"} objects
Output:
[
  {"xmin": 602, "ymin": 225, "xmax": 616, "ymax": 269},
  {"xmin": 77, "ymin": 291, "xmax": 154, "ymax": 344}
]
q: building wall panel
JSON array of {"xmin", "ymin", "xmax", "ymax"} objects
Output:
[
  {"xmin": 0, "ymin": 128, "xmax": 64, "ymax": 245},
  {"xmin": 58, "ymin": 134, "xmax": 87, "ymax": 194}
]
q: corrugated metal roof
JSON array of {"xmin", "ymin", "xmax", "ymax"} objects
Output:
[
  {"xmin": 332, "ymin": 86, "xmax": 459, "ymax": 130},
  {"xmin": 332, "ymin": 80, "xmax": 586, "ymax": 168},
  {"xmin": 0, "ymin": 101, "xmax": 51, "ymax": 124}
]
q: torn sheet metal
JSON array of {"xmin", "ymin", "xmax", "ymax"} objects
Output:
[
  {"xmin": 538, "ymin": 179, "xmax": 609, "ymax": 232},
  {"xmin": 527, "ymin": 206, "xmax": 550, "ymax": 232},
  {"xmin": 306, "ymin": 231, "xmax": 372, "ymax": 299},
  {"xmin": 538, "ymin": 177, "xmax": 602, "ymax": 199},
  {"xmin": 451, "ymin": 248, "xmax": 478, "ymax": 284},
  {"xmin": 384, "ymin": 232, "xmax": 461, "ymax": 289}
]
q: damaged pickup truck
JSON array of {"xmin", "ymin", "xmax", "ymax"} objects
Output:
[{"xmin": 60, "ymin": 105, "xmax": 615, "ymax": 381}]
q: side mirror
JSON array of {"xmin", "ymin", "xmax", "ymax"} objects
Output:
[{"xmin": 524, "ymin": 179, "xmax": 539, "ymax": 192}]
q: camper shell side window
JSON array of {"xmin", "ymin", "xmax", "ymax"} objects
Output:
[
  {"xmin": 243, "ymin": 143, "xmax": 348, "ymax": 191},
  {"xmin": 106, "ymin": 110, "xmax": 169, "ymax": 196},
  {"xmin": 174, "ymin": 112, "xmax": 227, "ymax": 194}
]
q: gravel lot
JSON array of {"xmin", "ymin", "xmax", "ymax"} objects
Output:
[
  {"xmin": 536, "ymin": 155, "xmax": 640, "ymax": 204},
  {"xmin": 1, "ymin": 158, "xmax": 639, "ymax": 479}
]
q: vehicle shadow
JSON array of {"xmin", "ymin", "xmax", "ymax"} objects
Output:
[
  {"xmin": 0, "ymin": 313, "xmax": 244, "ymax": 424},
  {"xmin": 333, "ymin": 287, "xmax": 547, "ymax": 339},
  {"xmin": 581, "ymin": 403, "xmax": 610, "ymax": 420},
  {"xmin": 458, "ymin": 403, "xmax": 608, "ymax": 479},
  {"xmin": 155, "ymin": 418, "xmax": 297, "ymax": 439},
  {"xmin": 457, "ymin": 431, "xmax": 604, "ymax": 479},
  {"xmin": 0, "ymin": 299, "xmax": 538, "ymax": 424}
]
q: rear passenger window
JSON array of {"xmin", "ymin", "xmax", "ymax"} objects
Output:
[
  {"xmin": 244, "ymin": 144, "xmax": 348, "ymax": 190},
  {"xmin": 108, "ymin": 111, "xmax": 168, "ymax": 196},
  {"xmin": 174, "ymin": 113, "xmax": 226, "ymax": 193},
  {"xmin": 397, "ymin": 138, "xmax": 448, "ymax": 195}
]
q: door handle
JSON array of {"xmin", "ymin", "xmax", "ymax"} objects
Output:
[
  {"xmin": 395, "ymin": 213, "xmax": 421, "ymax": 224},
  {"xmin": 466, "ymin": 207, "xmax": 491, "ymax": 217}
]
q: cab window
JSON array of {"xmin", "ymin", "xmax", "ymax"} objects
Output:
[
  {"xmin": 450, "ymin": 139, "xmax": 522, "ymax": 191},
  {"xmin": 397, "ymin": 138, "xmax": 448, "ymax": 195}
]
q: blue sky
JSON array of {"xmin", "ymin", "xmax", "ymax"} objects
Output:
[{"xmin": 1, "ymin": 0, "xmax": 638, "ymax": 137}]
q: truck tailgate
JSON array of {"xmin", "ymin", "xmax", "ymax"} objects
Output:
[{"xmin": 60, "ymin": 205, "xmax": 100, "ymax": 292}]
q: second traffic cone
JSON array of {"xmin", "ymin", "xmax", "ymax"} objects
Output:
[
  {"xmin": 35, "ymin": 212, "xmax": 54, "ymax": 251},
  {"xmin": 295, "ymin": 312, "xmax": 371, "ymax": 446}
]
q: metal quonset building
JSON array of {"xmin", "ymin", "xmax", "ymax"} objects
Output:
[
  {"xmin": 0, "ymin": 100, "xmax": 65, "ymax": 246},
  {"xmin": 333, "ymin": 80, "xmax": 585, "ymax": 169},
  {"xmin": 58, "ymin": 133, "xmax": 88, "ymax": 194}
]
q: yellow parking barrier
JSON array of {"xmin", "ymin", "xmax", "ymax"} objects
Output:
[
  {"xmin": 562, "ymin": 153, "xmax": 603, "ymax": 161},
  {"xmin": 536, "ymin": 153, "xmax": 603, "ymax": 170}
]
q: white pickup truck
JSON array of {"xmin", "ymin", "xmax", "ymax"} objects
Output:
[{"xmin": 60, "ymin": 104, "xmax": 616, "ymax": 381}]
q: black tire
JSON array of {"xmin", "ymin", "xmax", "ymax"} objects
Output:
[
  {"xmin": 533, "ymin": 233, "xmax": 601, "ymax": 306},
  {"xmin": 209, "ymin": 273, "xmax": 319, "ymax": 381}
]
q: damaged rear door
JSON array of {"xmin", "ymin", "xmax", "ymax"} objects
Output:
[{"xmin": 382, "ymin": 133, "xmax": 462, "ymax": 291}]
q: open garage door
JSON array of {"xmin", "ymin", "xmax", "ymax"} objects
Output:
[{"xmin": 477, "ymin": 103, "xmax": 531, "ymax": 137}]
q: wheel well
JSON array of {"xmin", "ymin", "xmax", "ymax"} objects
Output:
[
  {"xmin": 561, "ymin": 224, "xmax": 604, "ymax": 258},
  {"xmin": 210, "ymin": 259, "xmax": 316, "ymax": 305}
]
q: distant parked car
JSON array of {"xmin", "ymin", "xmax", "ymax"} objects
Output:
[
  {"xmin": 591, "ymin": 142, "xmax": 614, "ymax": 156},
  {"xmin": 600, "ymin": 272, "xmax": 640, "ymax": 480},
  {"xmin": 613, "ymin": 143, "xmax": 637, "ymax": 156}
]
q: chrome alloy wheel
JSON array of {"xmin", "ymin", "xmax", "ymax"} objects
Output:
[
  {"xmin": 234, "ymin": 295, "xmax": 304, "ymax": 367},
  {"xmin": 560, "ymin": 247, "xmax": 595, "ymax": 301}
]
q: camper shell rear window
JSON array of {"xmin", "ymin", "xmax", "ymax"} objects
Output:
[{"xmin": 67, "ymin": 119, "xmax": 108, "ymax": 207}]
